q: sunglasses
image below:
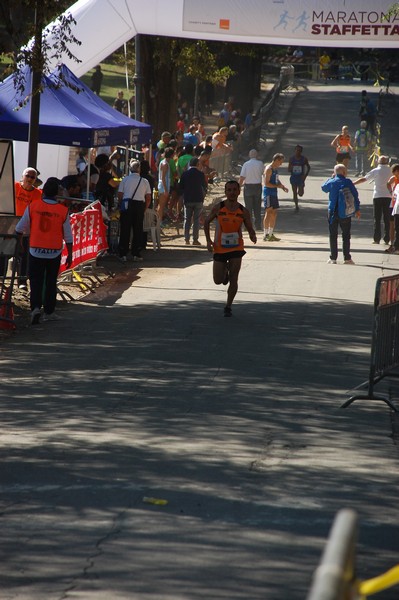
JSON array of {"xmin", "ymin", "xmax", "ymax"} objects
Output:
[{"xmin": 25, "ymin": 174, "xmax": 36, "ymax": 179}]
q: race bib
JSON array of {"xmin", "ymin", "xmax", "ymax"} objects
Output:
[
  {"xmin": 292, "ymin": 165, "xmax": 302, "ymax": 174},
  {"xmin": 221, "ymin": 232, "xmax": 239, "ymax": 247},
  {"xmin": 338, "ymin": 145, "xmax": 349, "ymax": 153}
]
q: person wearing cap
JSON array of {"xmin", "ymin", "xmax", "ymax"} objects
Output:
[
  {"xmin": 15, "ymin": 177, "xmax": 73, "ymax": 324},
  {"xmin": 178, "ymin": 157, "xmax": 207, "ymax": 246},
  {"xmin": 14, "ymin": 167, "xmax": 43, "ymax": 290},
  {"xmin": 238, "ymin": 149, "xmax": 264, "ymax": 230},
  {"xmin": 117, "ymin": 160, "xmax": 151, "ymax": 262},
  {"xmin": 353, "ymin": 156, "xmax": 391, "ymax": 245},
  {"xmin": 288, "ymin": 145, "xmax": 311, "ymax": 211}
]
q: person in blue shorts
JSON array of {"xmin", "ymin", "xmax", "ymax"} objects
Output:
[
  {"xmin": 263, "ymin": 153, "xmax": 288, "ymax": 241},
  {"xmin": 288, "ymin": 145, "xmax": 311, "ymax": 211}
]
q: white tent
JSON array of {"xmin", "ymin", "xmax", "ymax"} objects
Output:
[{"xmin": 14, "ymin": 0, "xmax": 399, "ymax": 180}]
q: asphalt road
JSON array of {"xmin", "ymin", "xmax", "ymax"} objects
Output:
[{"xmin": 1, "ymin": 80, "xmax": 399, "ymax": 600}]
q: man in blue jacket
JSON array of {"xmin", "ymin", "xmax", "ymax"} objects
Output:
[{"xmin": 322, "ymin": 164, "xmax": 361, "ymax": 265}]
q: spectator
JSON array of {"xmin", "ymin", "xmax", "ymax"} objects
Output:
[
  {"xmin": 15, "ymin": 177, "xmax": 73, "ymax": 324},
  {"xmin": 94, "ymin": 154, "xmax": 119, "ymax": 212},
  {"xmin": 353, "ymin": 156, "xmax": 391, "ymax": 246},
  {"xmin": 183, "ymin": 124, "xmax": 200, "ymax": 147},
  {"xmin": 91, "ymin": 65, "xmax": 103, "ymax": 96},
  {"xmin": 179, "ymin": 157, "xmax": 207, "ymax": 246},
  {"xmin": 14, "ymin": 167, "xmax": 42, "ymax": 290},
  {"xmin": 322, "ymin": 164, "xmax": 360, "ymax": 265},
  {"xmin": 117, "ymin": 160, "xmax": 151, "ymax": 262},
  {"xmin": 113, "ymin": 90, "xmax": 128, "ymax": 115},
  {"xmin": 239, "ymin": 149, "xmax": 264, "ymax": 231},
  {"xmin": 157, "ymin": 147, "xmax": 174, "ymax": 224},
  {"xmin": 319, "ymin": 50, "xmax": 331, "ymax": 82}
]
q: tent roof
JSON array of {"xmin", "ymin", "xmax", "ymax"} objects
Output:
[{"xmin": 0, "ymin": 63, "xmax": 152, "ymax": 147}]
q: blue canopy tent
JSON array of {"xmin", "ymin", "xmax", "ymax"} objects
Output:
[{"xmin": 0, "ymin": 63, "xmax": 152, "ymax": 147}]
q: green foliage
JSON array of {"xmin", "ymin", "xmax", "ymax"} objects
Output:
[{"xmin": 177, "ymin": 40, "xmax": 234, "ymax": 84}]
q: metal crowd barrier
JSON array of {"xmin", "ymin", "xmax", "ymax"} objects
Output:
[
  {"xmin": 342, "ymin": 274, "xmax": 399, "ymax": 412},
  {"xmin": 209, "ymin": 147, "xmax": 233, "ymax": 181},
  {"xmin": 0, "ymin": 233, "xmax": 19, "ymax": 329},
  {"xmin": 306, "ymin": 509, "xmax": 358, "ymax": 600}
]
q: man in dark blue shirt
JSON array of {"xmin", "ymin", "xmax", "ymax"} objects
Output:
[{"xmin": 179, "ymin": 157, "xmax": 207, "ymax": 246}]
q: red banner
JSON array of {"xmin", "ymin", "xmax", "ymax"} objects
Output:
[{"xmin": 59, "ymin": 201, "xmax": 108, "ymax": 273}]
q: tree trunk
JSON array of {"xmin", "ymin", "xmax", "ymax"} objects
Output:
[{"xmin": 141, "ymin": 36, "xmax": 178, "ymax": 141}]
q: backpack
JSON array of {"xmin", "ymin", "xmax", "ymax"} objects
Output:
[
  {"xmin": 338, "ymin": 185, "xmax": 356, "ymax": 218},
  {"xmin": 356, "ymin": 129, "xmax": 368, "ymax": 149}
]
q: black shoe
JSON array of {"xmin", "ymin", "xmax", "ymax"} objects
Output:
[{"xmin": 223, "ymin": 306, "xmax": 232, "ymax": 318}]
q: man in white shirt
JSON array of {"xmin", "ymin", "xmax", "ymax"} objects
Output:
[
  {"xmin": 117, "ymin": 160, "xmax": 151, "ymax": 262},
  {"xmin": 354, "ymin": 155, "xmax": 391, "ymax": 245},
  {"xmin": 239, "ymin": 149, "xmax": 264, "ymax": 230}
]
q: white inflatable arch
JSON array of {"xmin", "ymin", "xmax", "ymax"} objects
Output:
[{"xmin": 14, "ymin": 0, "xmax": 399, "ymax": 180}]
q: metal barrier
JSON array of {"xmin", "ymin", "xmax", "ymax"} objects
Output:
[
  {"xmin": 0, "ymin": 233, "xmax": 19, "ymax": 329},
  {"xmin": 209, "ymin": 147, "xmax": 233, "ymax": 181},
  {"xmin": 239, "ymin": 77, "xmax": 284, "ymax": 157},
  {"xmin": 342, "ymin": 274, "xmax": 399, "ymax": 411},
  {"xmin": 306, "ymin": 509, "xmax": 358, "ymax": 600}
]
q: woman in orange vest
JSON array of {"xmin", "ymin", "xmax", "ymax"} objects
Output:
[
  {"xmin": 14, "ymin": 167, "xmax": 42, "ymax": 289},
  {"xmin": 204, "ymin": 180, "xmax": 257, "ymax": 317},
  {"xmin": 331, "ymin": 125, "xmax": 353, "ymax": 168},
  {"xmin": 15, "ymin": 177, "xmax": 73, "ymax": 325}
]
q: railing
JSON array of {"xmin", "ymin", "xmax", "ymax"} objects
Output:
[{"xmin": 342, "ymin": 274, "xmax": 399, "ymax": 412}]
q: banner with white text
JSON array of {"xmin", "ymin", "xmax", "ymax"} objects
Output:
[
  {"xmin": 182, "ymin": 0, "xmax": 399, "ymax": 47},
  {"xmin": 59, "ymin": 202, "xmax": 108, "ymax": 273}
]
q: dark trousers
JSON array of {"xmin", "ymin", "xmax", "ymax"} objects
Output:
[
  {"xmin": 17, "ymin": 236, "xmax": 29, "ymax": 284},
  {"xmin": 329, "ymin": 216, "xmax": 352, "ymax": 261},
  {"xmin": 29, "ymin": 254, "xmax": 61, "ymax": 314},
  {"xmin": 118, "ymin": 200, "xmax": 145, "ymax": 258},
  {"xmin": 373, "ymin": 197, "xmax": 391, "ymax": 244}
]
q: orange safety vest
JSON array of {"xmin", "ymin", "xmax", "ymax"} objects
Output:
[
  {"xmin": 15, "ymin": 182, "xmax": 42, "ymax": 217},
  {"xmin": 213, "ymin": 201, "xmax": 245, "ymax": 254},
  {"xmin": 29, "ymin": 198, "xmax": 69, "ymax": 250}
]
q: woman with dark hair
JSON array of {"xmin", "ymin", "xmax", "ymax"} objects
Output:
[{"xmin": 94, "ymin": 153, "xmax": 119, "ymax": 212}]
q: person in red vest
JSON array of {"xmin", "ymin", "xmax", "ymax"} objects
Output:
[
  {"xmin": 14, "ymin": 167, "xmax": 43, "ymax": 290},
  {"xmin": 15, "ymin": 177, "xmax": 73, "ymax": 325}
]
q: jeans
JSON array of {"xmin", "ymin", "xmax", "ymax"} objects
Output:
[
  {"xmin": 184, "ymin": 202, "xmax": 203, "ymax": 242},
  {"xmin": 243, "ymin": 184, "xmax": 262, "ymax": 229},
  {"xmin": 119, "ymin": 200, "xmax": 145, "ymax": 257},
  {"xmin": 373, "ymin": 197, "xmax": 391, "ymax": 244},
  {"xmin": 328, "ymin": 215, "xmax": 352, "ymax": 261},
  {"xmin": 29, "ymin": 253, "xmax": 61, "ymax": 314}
]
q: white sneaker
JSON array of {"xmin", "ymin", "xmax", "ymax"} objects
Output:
[
  {"xmin": 344, "ymin": 259, "xmax": 355, "ymax": 265},
  {"xmin": 133, "ymin": 255, "xmax": 144, "ymax": 262},
  {"xmin": 31, "ymin": 307, "xmax": 41, "ymax": 325},
  {"xmin": 119, "ymin": 256, "xmax": 127, "ymax": 263},
  {"xmin": 327, "ymin": 259, "xmax": 337, "ymax": 264},
  {"xmin": 43, "ymin": 312, "xmax": 61, "ymax": 322}
]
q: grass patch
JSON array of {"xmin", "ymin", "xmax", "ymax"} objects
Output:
[{"xmin": 81, "ymin": 62, "xmax": 133, "ymax": 107}]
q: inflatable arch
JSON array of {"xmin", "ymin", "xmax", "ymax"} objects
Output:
[{"xmin": 13, "ymin": 0, "xmax": 399, "ymax": 180}]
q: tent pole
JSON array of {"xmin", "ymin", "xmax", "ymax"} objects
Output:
[
  {"xmin": 124, "ymin": 43, "xmax": 131, "ymax": 118},
  {"xmin": 86, "ymin": 151, "xmax": 92, "ymax": 200}
]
